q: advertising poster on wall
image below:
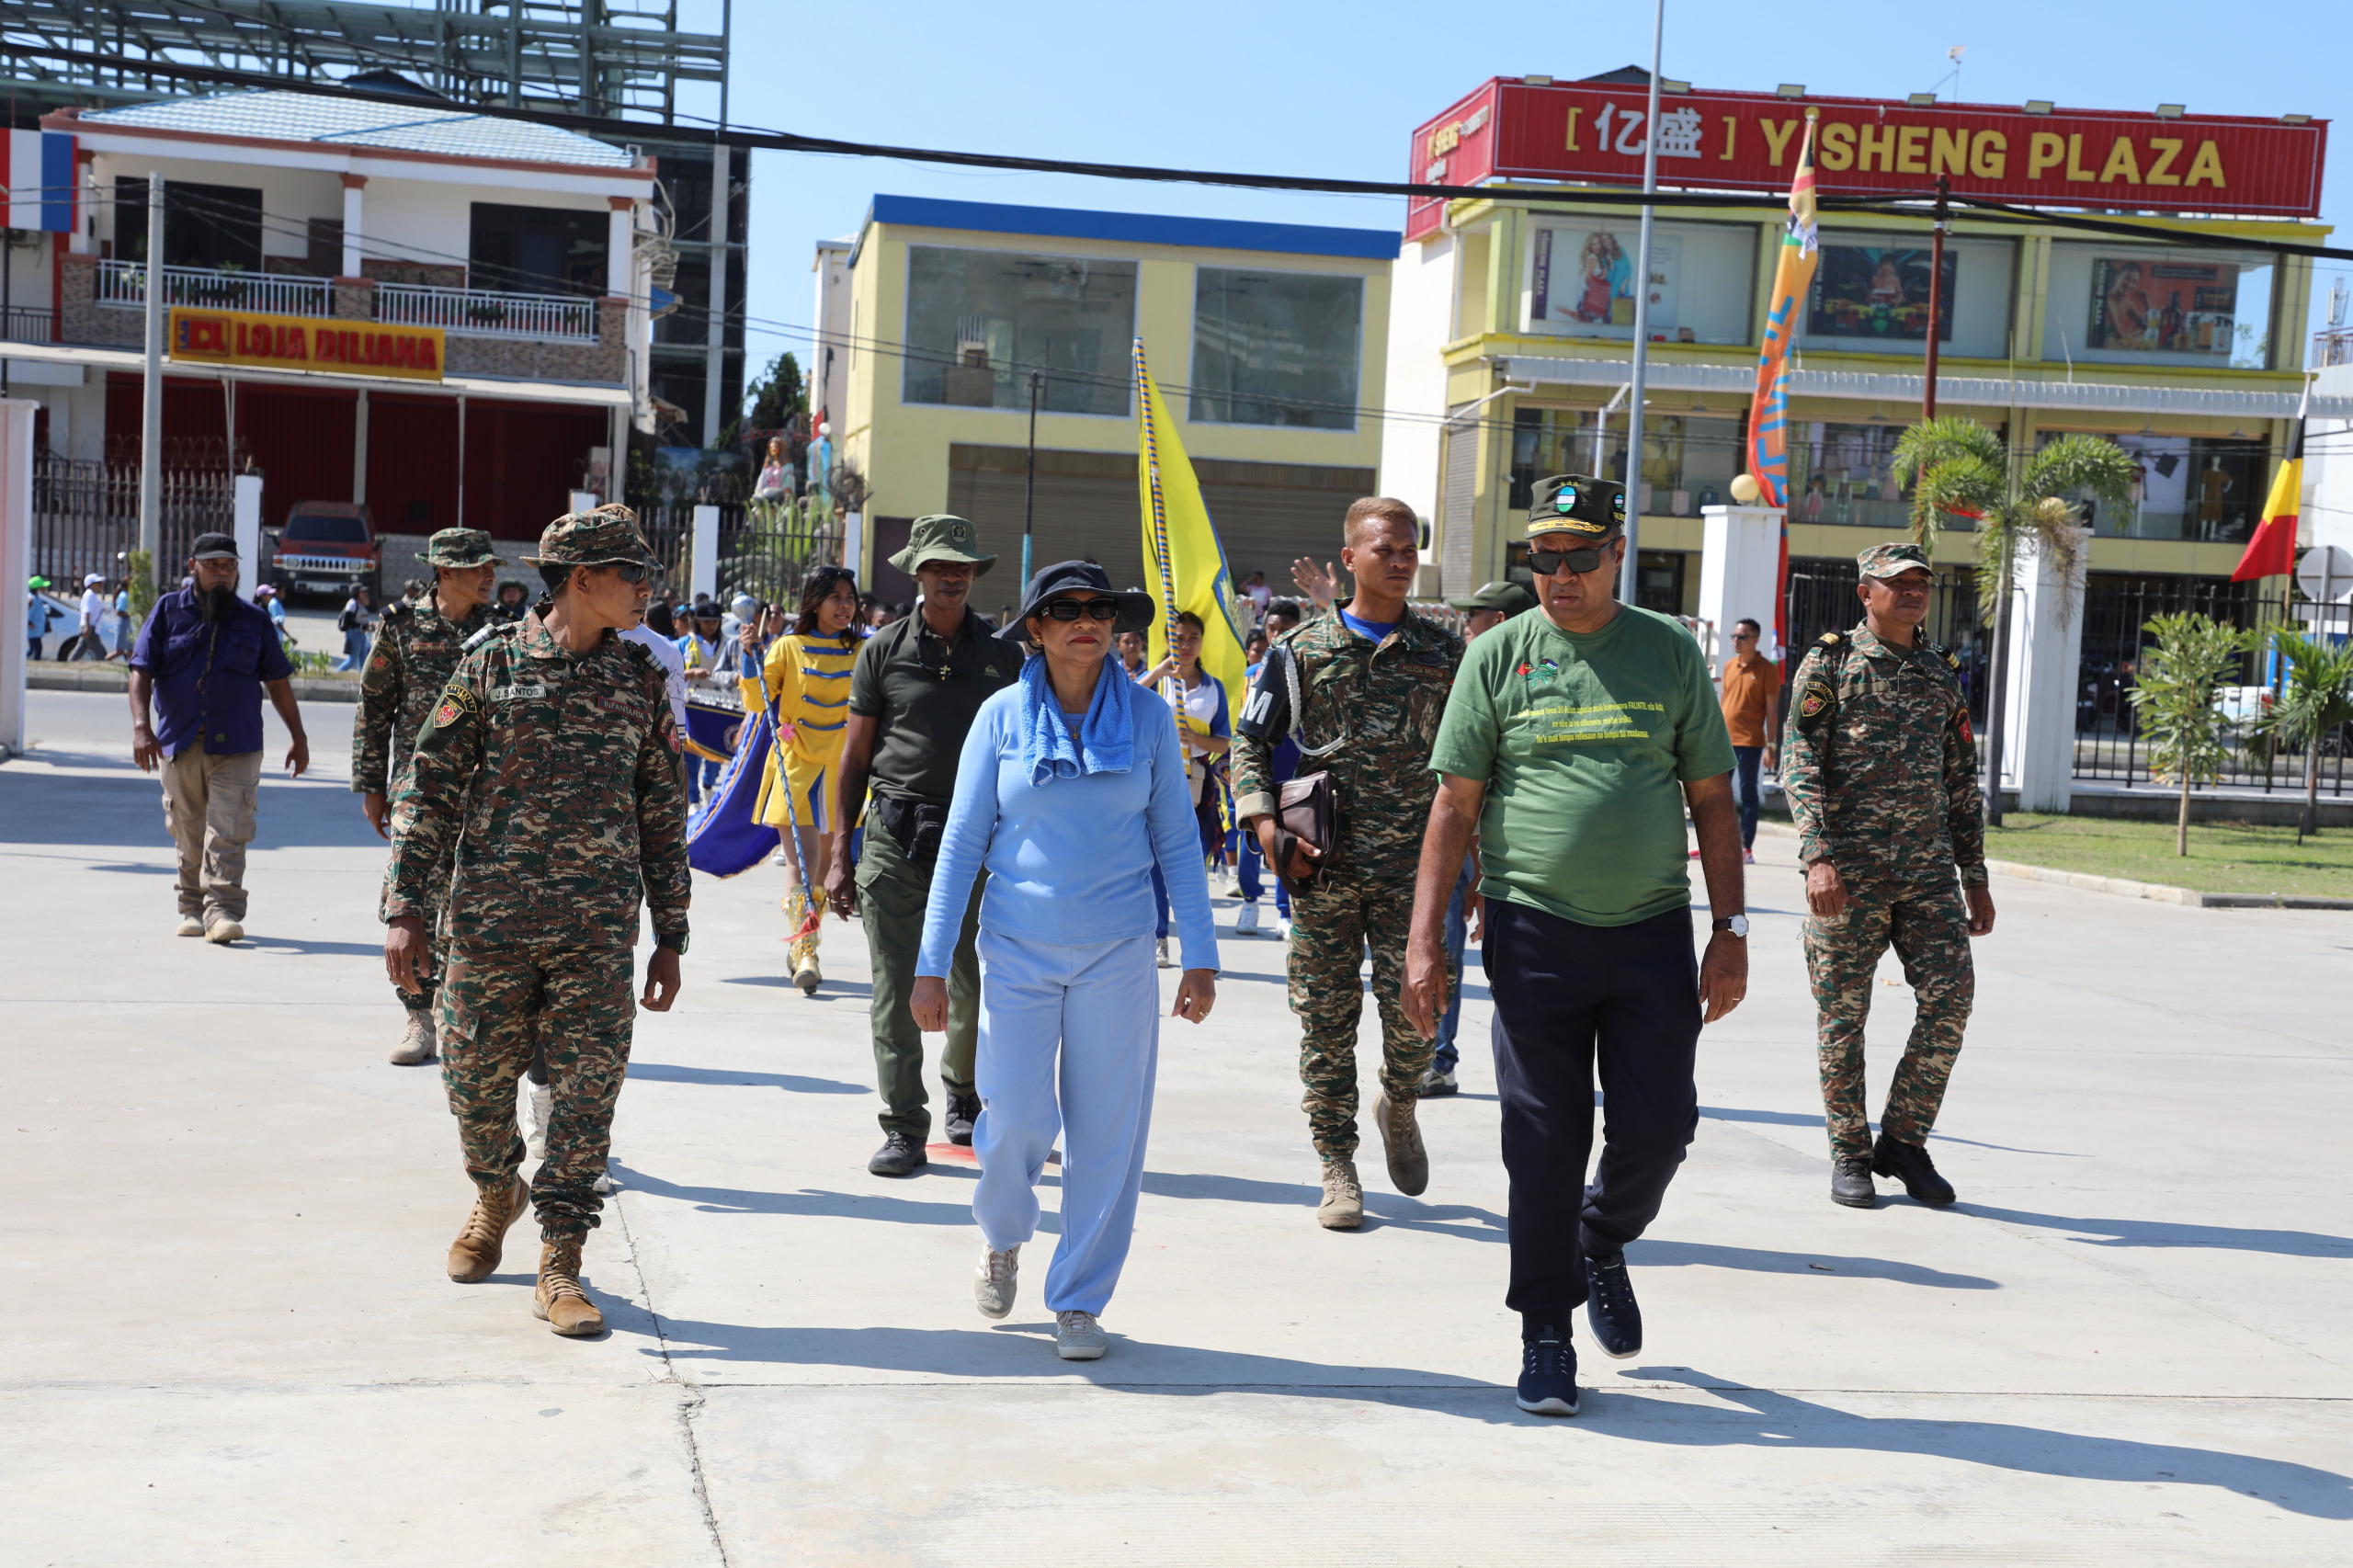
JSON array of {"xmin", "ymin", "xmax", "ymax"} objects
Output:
[
  {"xmin": 1529, "ymin": 226, "xmax": 1680, "ymax": 336},
  {"xmin": 2088, "ymin": 258, "xmax": 2239, "ymax": 357},
  {"xmin": 1805, "ymin": 245, "xmax": 1957, "ymax": 343}
]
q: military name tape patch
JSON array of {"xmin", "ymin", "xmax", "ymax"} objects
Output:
[{"xmin": 491, "ymin": 683, "xmax": 547, "ymax": 701}]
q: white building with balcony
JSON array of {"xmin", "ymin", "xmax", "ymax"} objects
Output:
[{"xmin": 6, "ymin": 88, "xmax": 655, "ymax": 547}]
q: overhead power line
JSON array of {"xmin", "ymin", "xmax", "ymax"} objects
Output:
[{"xmin": 5, "ymin": 38, "xmax": 2347, "ymax": 262}]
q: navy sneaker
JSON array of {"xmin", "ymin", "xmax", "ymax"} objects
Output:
[
  {"xmin": 1515, "ymin": 1321, "xmax": 1580, "ymax": 1416},
  {"xmin": 1584, "ymin": 1251, "xmax": 1643, "ymax": 1359}
]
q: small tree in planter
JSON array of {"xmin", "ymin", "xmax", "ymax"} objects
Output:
[
  {"xmin": 2256, "ymin": 629, "xmax": 2353, "ymax": 842},
  {"xmin": 2129, "ymin": 612, "xmax": 2259, "ymax": 856}
]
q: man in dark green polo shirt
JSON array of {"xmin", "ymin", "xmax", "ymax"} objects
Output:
[{"xmin": 824, "ymin": 516, "xmax": 1020, "ymax": 1176}]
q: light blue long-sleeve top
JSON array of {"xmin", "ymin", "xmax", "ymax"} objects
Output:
[{"xmin": 918, "ymin": 659, "xmax": 1220, "ymax": 977}]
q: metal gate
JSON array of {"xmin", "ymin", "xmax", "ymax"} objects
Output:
[
  {"xmin": 1782, "ymin": 561, "xmax": 1991, "ymax": 723},
  {"xmin": 31, "ymin": 454, "xmax": 237, "ymax": 588},
  {"xmin": 636, "ymin": 492, "xmax": 847, "ymax": 610}
]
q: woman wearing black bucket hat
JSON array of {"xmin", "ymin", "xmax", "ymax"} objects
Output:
[{"xmin": 909, "ymin": 561, "xmax": 1218, "ymax": 1362}]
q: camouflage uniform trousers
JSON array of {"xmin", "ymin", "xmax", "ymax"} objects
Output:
[
  {"xmin": 1802, "ymin": 876, "xmax": 1975, "ymax": 1161},
  {"xmin": 438, "ymin": 942, "xmax": 636, "ymax": 1237},
  {"xmin": 1290, "ymin": 869, "xmax": 1441, "ymax": 1161}
]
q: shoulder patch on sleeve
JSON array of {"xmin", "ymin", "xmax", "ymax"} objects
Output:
[{"xmin": 426, "ymin": 679, "xmax": 482, "ymax": 731}]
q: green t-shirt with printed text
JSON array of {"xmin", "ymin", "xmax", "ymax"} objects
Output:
[{"xmin": 1428, "ymin": 605, "xmax": 1735, "ymax": 927}]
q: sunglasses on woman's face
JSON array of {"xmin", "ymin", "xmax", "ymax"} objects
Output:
[
  {"xmin": 1038, "ymin": 597, "xmax": 1121, "ymax": 622},
  {"xmin": 1528, "ymin": 545, "xmax": 1608, "ymax": 576}
]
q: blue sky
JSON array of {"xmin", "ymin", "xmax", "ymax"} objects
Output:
[{"xmin": 665, "ymin": 0, "xmax": 2347, "ymax": 389}]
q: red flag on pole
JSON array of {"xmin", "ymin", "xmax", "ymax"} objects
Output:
[{"xmin": 2233, "ymin": 383, "xmax": 2306, "ymax": 583}]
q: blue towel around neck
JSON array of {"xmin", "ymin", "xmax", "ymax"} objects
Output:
[{"xmin": 1019, "ymin": 651, "xmax": 1133, "ymax": 785}]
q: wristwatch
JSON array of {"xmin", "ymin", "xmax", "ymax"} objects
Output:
[{"xmin": 1711, "ymin": 915, "xmax": 1750, "ymax": 938}]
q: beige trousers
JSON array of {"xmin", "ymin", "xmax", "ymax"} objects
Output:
[{"xmin": 161, "ymin": 746, "xmax": 262, "ymax": 923}]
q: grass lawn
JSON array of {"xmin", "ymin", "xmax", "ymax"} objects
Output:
[{"xmin": 1985, "ymin": 812, "xmax": 2353, "ymax": 899}]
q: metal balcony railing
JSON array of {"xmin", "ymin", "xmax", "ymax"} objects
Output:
[
  {"xmin": 97, "ymin": 260, "xmax": 333, "ymax": 317},
  {"xmin": 0, "ymin": 305, "xmax": 53, "ymax": 343},
  {"xmin": 374, "ymin": 282, "xmax": 599, "ymax": 343}
]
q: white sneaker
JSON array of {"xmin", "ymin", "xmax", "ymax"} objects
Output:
[
  {"xmin": 1054, "ymin": 1309, "xmax": 1108, "ymax": 1359},
  {"xmin": 525, "ymin": 1084, "xmax": 552, "ymax": 1160},
  {"xmin": 1743, "ymin": 847, "xmax": 1756, "ymax": 865},
  {"xmin": 1277, "ymin": 913, "xmax": 1293, "ymax": 941},
  {"xmin": 1234, "ymin": 902, "xmax": 1261, "ymax": 935},
  {"xmin": 1155, "ymin": 937, "xmax": 1173, "ymax": 969},
  {"xmin": 973, "ymin": 1244, "xmax": 1020, "ymax": 1319}
]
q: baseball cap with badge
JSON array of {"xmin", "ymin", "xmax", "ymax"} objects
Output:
[
  {"xmin": 422, "ymin": 527, "xmax": 506, "ymax": 569},
  {"xmin": 1525, "ymin": 473, "xmax": 1626, "ymax": 542},
  {"xmin": 519, "ymin": 504, "xmax": 657, "ymax": 571},
  {"xmin": 1857, "ymin": 540, "xmax": 1933, "ymax": 579},
  {"xmin": 887, "ymin": 514, "xmax": 995, "ymax": 576}
]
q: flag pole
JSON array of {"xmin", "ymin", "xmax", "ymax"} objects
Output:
[{"xmin": 1619, "ymin": 0, "xmax": 1665, "ymax": 608}]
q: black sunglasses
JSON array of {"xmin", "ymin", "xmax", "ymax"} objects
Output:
[
  {"xmin": 1036, "ymin": 597, "xmax": 1121, "ymax": 623},
  {"xmin": 1528, "ymin": 545, "xmax": 1610, "ymax": 576},
  {"xmin": 597, "ymin": 562, "xmax": 651, "ymax": 585}
]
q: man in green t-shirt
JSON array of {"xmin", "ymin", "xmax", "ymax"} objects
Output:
[{"xmin": 1401, "ymin": 473, "xmax": 1747, "ymax": 1420}]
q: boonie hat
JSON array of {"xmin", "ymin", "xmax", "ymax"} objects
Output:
[
  {"xmin": 423, "ymin": 528, "xmax": 506, "ymax": 568},
  {"xmin": 888, "ymin": 514, "xmax": 995, "ymax": 576},
  {"xmin": 1525, "ymin": 474, "xmax": 1626, "ymax": 542},
  {"xmin": 189, "ymin": 532, "xmax": 239, "ymax": 561},
  {"xmin": 998, "ymin": 560, "xmax": 1156, "ymax": 643},
  {"xmin": 520, "ymin": 505, "xmax": 656, "ymax": 570},
  {"xmin": 1453, "ymin": 580, "xmax": 1539, "ymax": 616},
  {"xmin": 1857, "ymin": 541, "xmax": 1934, "ymax": 579}
]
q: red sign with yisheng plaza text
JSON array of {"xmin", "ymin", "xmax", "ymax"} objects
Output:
[{"xmin": 1405, "ymin": 80, "xmax": 2325, "ymax": 239}]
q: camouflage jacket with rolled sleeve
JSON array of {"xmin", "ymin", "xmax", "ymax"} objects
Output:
[
  {"xmin": 1780, "ymin": 622, "xmax": 1987, "ymax": 888},
  {"xmin": 381, "ymin": 611, "xmax": 692, "ymax": 949},
  {"xmin": 1232, "ymin": 606, "xmax": 1464, "ymax": 880},
  {"xmin": 351, "ymin": 596, "xmax": 494, "ymax": 796}
]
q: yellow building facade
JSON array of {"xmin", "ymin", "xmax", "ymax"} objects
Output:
[{"xmin": 837, "ymin": 196, "xmax": 1397, "ymax": 609}]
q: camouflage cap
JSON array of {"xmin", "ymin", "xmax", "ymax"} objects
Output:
[
  {"xmin": 423, "ymin": 527, "xmax": 506, "ymax": 568},
  {"xmin": 1525, "ymin": 474, "xmax": 1626, "ymax": 541},
  {"xmin": 1857, "ymin": 541, "xmax": 1934, "ymax": 579},
  {"xmin": 1452, "ymin": 579, "xmax": 1539, "ymax": 615},
  {"xmin": 519, "ymin": 504, "xmax": 656, "ymax": 570},
  {"xmin": 887, "ymin": 513, "xmax": 995, "ymax": 577}
]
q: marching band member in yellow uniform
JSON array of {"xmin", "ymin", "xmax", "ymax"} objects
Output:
[{"xmin": 743, "ymin": 566, "xmax": 861, "ymax": 993}]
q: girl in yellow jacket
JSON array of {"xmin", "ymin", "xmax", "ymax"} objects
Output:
[{"xmin": 742, "ymin": 566, "xmax": 860, "ymax": 993}]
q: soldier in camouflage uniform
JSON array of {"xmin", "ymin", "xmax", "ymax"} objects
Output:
[
  {"xmin": 1234, "ymin": 496, "xmax": 1462, "ymax": 1230},
  {"xmin": 353, "ymin": 527, "xmax": 505, "ymax": 1065},
  {"xmin": 382, "ymin": 506, "xmax": 690, "ymax": 1337},
  {"xmin": 1782, "ymin": 541, "xmax": 1996, "ymax": 1210}
]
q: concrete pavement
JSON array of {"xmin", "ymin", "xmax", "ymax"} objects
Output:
[{"xmin": 5, "ymin": 687, "xmax": 2349, "ymax": 1566}]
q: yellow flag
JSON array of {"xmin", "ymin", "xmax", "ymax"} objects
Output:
[{"xmin": 1134, "ymin": 338, "xmax": 1248, "ymax": 701}]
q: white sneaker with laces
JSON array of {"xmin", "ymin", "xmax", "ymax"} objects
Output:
[
  {"xmin": 1155, "ymin": 937, "xmax": 1173, "ymax": 969},
  {"xmin": 973, "ymin": 1244, "xmax": 1019, "ymax": 1319},
  {"xmin": 1054, "ymin": 1309, "xmax": 1108, "ymax": 1359},
  {"xmin": 1235, "ymin": 903, "xmax": 1261, "ymax": 935},
  {"xmin": 1277, "ymin": 913, "xmax": 1293, "ymax": 941}
]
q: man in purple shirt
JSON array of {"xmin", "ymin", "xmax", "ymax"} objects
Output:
[{"xmin": 128, "ymin": 532, "xmax": 311, "ymax": 943}]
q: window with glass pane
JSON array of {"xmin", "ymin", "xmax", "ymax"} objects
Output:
[
  {"xmin": 1789, "ymin": 421, "xmax": 1914, "ymax": 530},
  {"xmin": 1507, "ymin": 407, "xmax": 1735, "ymax": 515},
  {"xmin": 1189, "ymin": 268, "xmax": 1362, "ymax": 430},
  {"xmin": 903, "ymin": 246, "xmax": 1136, "ymax": 416}
]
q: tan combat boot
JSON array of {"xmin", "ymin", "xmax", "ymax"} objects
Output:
[
  {"xmin": 1317, "ymin": 1158, "xmax": 1363, "ymax": 1230},
  {"xmin": 533, "ymin": 1234, "xmax": 606, "ymax": 1336},
  {"xmin": 446, "ymin": 1173, "xmax": 530, "ymax": 1283},
  {"xmin": 388, "ymin": 1010, "xmax": 437, "ymax": 1065},
  {"xmin": 1373, "ymin": 1092, "xmax": 1429, "ymax": 1197}
]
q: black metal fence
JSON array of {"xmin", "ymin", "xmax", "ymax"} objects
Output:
[
  {"xmin": 2075, "ymin": 575, "xmax": 2352, "ymax": 798},
  {"xmin": 635, "ymin": 494, "xmax": 849, "ymax": 610},
  {"xmin": 30, "ymin": 455, "xmax": 237, "ymax": 588},
  {"xmin": 1783, "ymin": 562, "xmax": 1992, "ymax": 723}
]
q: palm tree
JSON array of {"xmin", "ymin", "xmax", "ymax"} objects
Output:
[
  {"xmin": 2257, "ymin": 629, "xmax": 2353, "ymax": 841},
  {"xmin": 1890, "ymin": 418, "xmax": 2138, "ymax": 824}
]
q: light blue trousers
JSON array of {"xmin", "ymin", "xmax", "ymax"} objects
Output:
[{"xmin": 972, "ymin": 928, "xmax": 1161, "ymax": 1318}]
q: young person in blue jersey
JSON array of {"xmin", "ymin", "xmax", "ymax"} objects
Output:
[
  {"xmin": 1402, "ymin": 474, "xmax": 1746, "ymax": 1420},
  {"xmin": 910, "ymin": 561, "xmax": 1218, "ymax": 1363}
]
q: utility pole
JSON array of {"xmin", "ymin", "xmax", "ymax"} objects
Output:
[
  {"xmin": 1923, "ymin": 175, "xmax": 1949, "ymax": 418},
  {"xmin": 1022, "ymin": 370, "xmax": 1040, "ymax": 587},
  {"xmin": 700, "ymin": 142, "xmax": 728, "ymax": 449},
  {"xmin": 1619, "ymin": 0, "xmax": 1666, "ymax": 608},
  {"xmin": 139, "ymin": 173, "xmax": 164, "ymax": 584}
]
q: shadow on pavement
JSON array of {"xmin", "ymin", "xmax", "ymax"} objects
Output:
[
  {"xmin": 1633, "ymin": 1239, "xmax": 1999, "ymax": 1290},
  {"xmin": 627, "ymin": 1062, "xmax": 868, "ymax": 1095},
  {"xmin": 608, "ymin": 1160, "xmax": 992, "ymax": 1225},
  {"xmin": 0, "ymin": 761, "xmax": 378, "ymax": 849},
  {"xmin": 1600, "ymin": 1372, "xmax": 2353, "ymax": 1519},
  {"xmin": 1142, "ymin": 1169, "xmax": 1507, "ymax": 1242},
  {"xmin": 1964, "ymin": 1205, "xmax": 2353, "ymax": 1257}
]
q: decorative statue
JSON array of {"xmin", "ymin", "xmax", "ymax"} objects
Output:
[
  {"xmin": 807, "ymin": 420, "xmax": 834, "ymax": 502},
  {"xmin": 754, "ymin": 435, "xmax": 797, "ymax": 503}
]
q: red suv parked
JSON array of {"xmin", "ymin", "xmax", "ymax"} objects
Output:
[{"xmin": 269, "ymin": 503, "xmax": 381, "ymax": 603}]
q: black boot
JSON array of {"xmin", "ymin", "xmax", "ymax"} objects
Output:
[
  {"xmin": 1830, "ymin": 1156, "xmax": 1878, "ymax": 1208},
  {"xmin": 868, "ymin": 1130, "xmax": 928, "ymax": 1177},
  {"xmin": 1872, "ymin": 1133, "xmax": 1956, "ymax": 1206},
  {"xmin": 945, "ymin": 1092, "xmax": 980, "ymax": 1147}
]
